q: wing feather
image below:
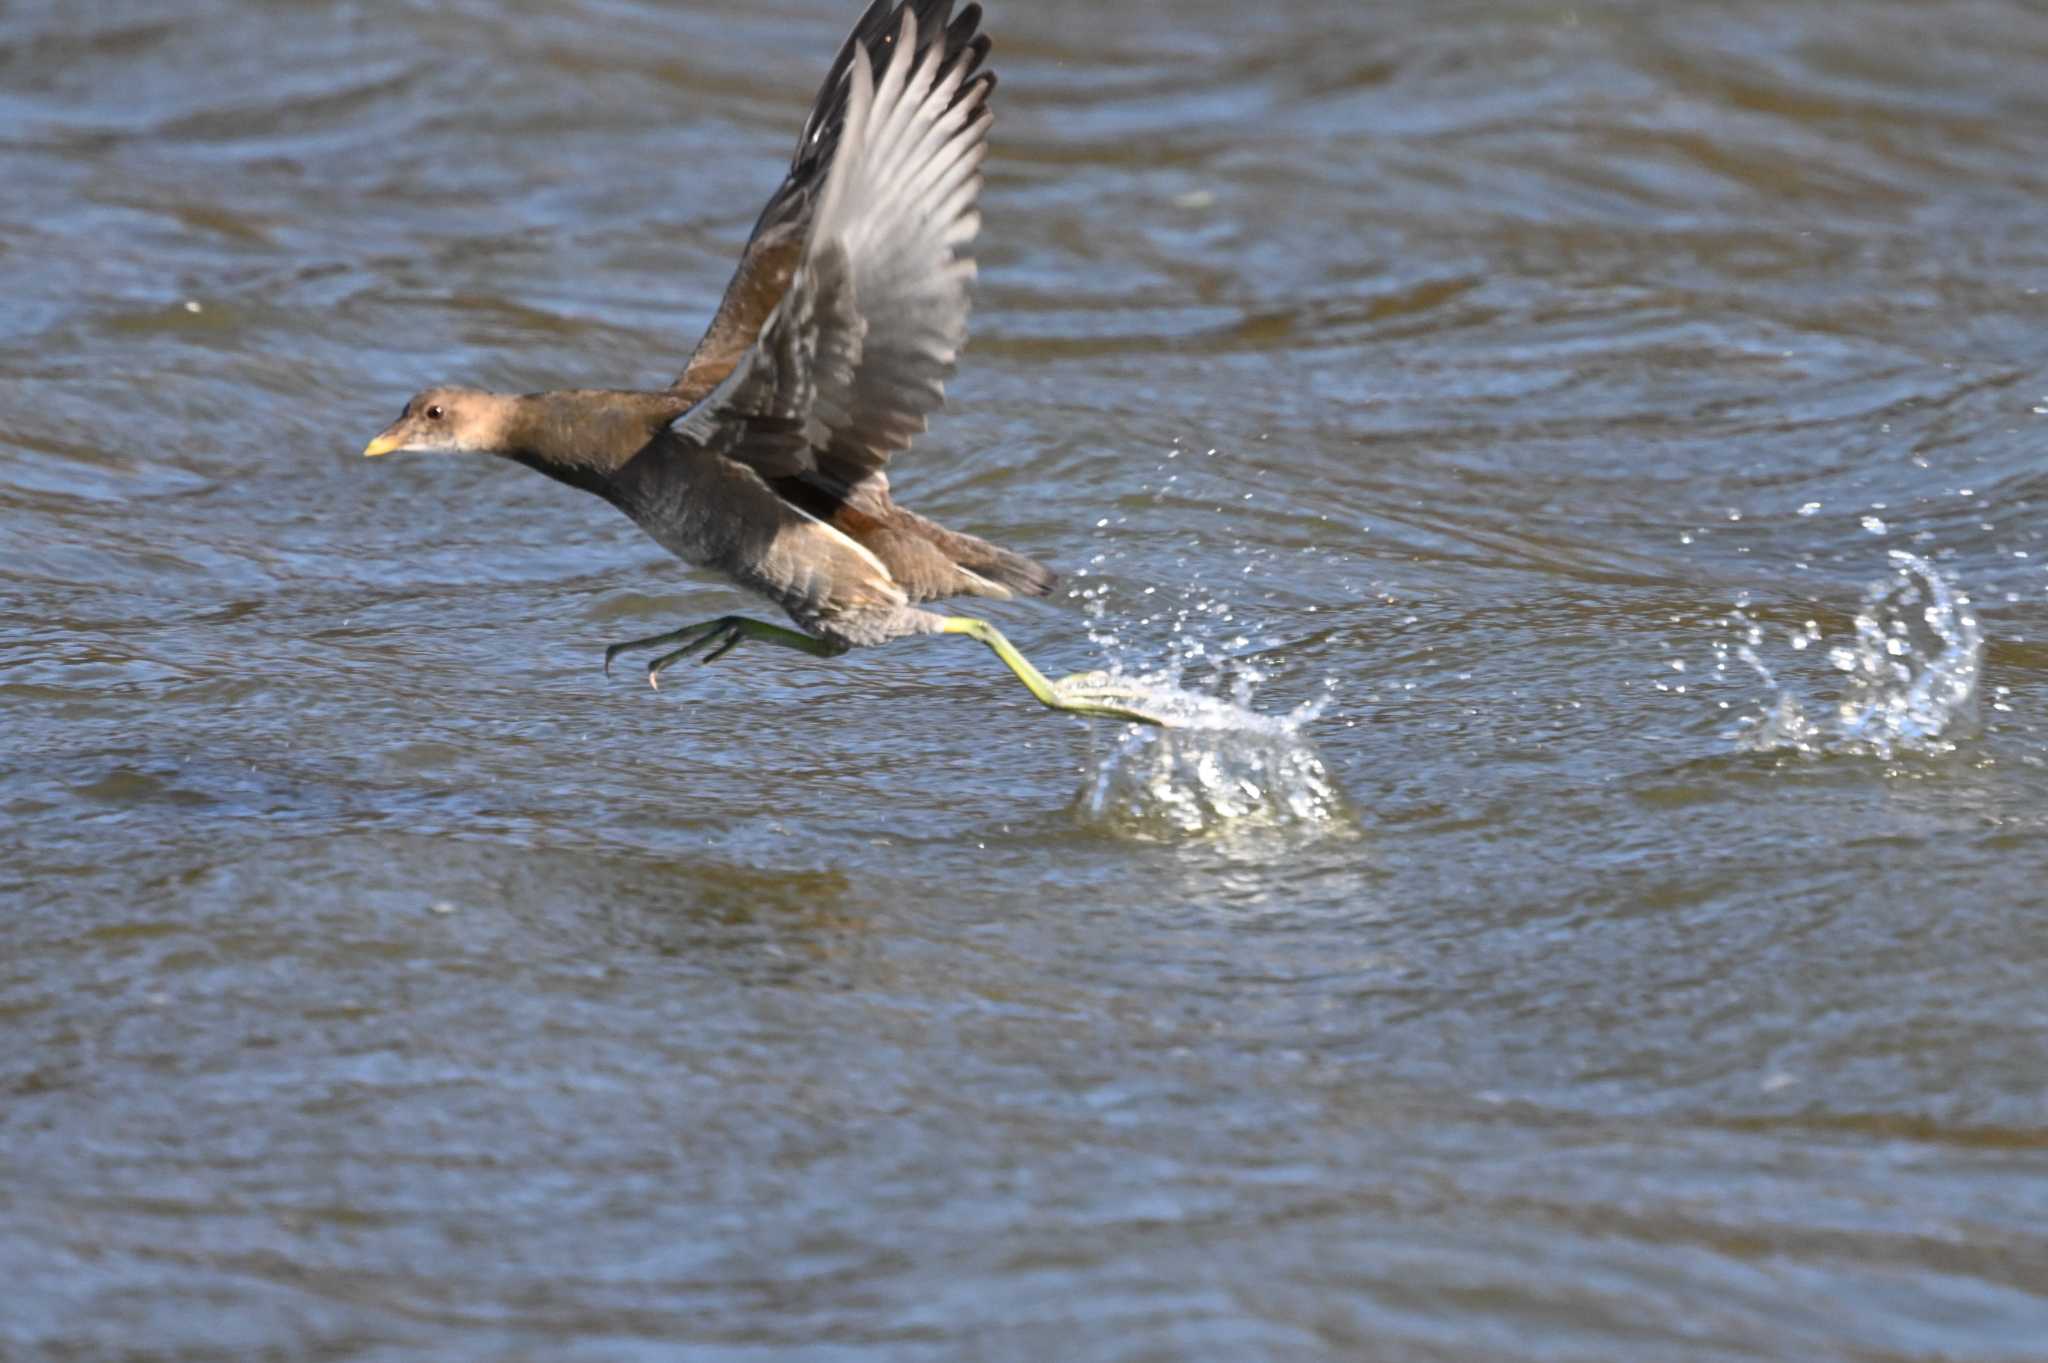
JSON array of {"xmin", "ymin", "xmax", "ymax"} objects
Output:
[
  {"xmin": 667, "ymin": 7, "xmax": 991, "ymax": 492},
  {"xmin": 674, "ymin": 1, "xmax": 991, "ymax": 400}
]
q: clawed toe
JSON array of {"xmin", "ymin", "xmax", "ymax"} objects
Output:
[
  {"xmin": 603, "ymin": 620, "xmax": 730, "ymax": 687},
  {"xmin": 1052, "ymin": 670, "xmax": 1158, "ymax": 706},
  {"xmin": 698, "ymin": 627, "xmax": 745, "ymax": 665},
  {"xmin": 1050, "ymin": 671, "xmax": 1176, "ymax": 727},
  {"xmin": 604, "ymin": 623, "xmax": 710, "ymax": 677},
  {"xmin": 604, "ymin": 616, "xmax": 841, "ymax": 694},
  {"xmin": 1052, "ymin": 668, "xmax": 1149, "ymax": 701},
  {"xmin": 648, "ymin": 623, "xmax": 742, "ymax": 688}
]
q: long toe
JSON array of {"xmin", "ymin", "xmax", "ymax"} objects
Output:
[
  {"xmin": 699, "ymin": 635, "xmax": 743, "ymax": 664},
  {"xmin": 1050, "ymin": 672, "xmax": 1177, "ymax": 727},
  {"xmin": 1052, "ymin": 670, "xmax": 1158, "ymax": 707},
  {"xmin": 606, "ymin": 631, "xmax": 680, "ymax": 676},
  {"xmin": 1071, "ymin": 697, "xmax": 1175, "ymax": 727},
  {"xmin": 647, "ymin": 623, "xmax": 746, "ymax": 688},
  {"xmin": 647, "ymin": 646, "xmax": 698, "ymax": 689},
  {"xmin": 603, "ymin": 619, "xmax": 730, "ymax": 676}
]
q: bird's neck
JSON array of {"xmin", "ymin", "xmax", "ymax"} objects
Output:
[{"xmin": 500, "ymin": 390, "xmax": 690, "ymax": 502}]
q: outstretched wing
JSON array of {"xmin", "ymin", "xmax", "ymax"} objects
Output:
[
  {"xmin": 668, "ymin": 6, "xmax": 991, "ymax": 494},
  {"xmin": 675, "ymin": 0, "xmax": 993, "ymax": 401}
]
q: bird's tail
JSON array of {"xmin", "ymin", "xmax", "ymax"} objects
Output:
[{"xmin": 896, "ymin": 507, "xmax": 1058, "ymax": 599}]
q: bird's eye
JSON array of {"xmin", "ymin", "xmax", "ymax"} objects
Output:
[{"xmin": 426, "ymin": 405, "xmax": 445, "ymax": 421}]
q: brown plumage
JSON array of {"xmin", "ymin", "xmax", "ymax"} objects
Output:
[{"xmin": 364, "ymin": 0, "xmax": 1166, "ymax": 725}]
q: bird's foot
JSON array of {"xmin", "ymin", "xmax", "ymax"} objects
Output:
[
  {"xmin": 937, "ymin": 617, "xmax": 1176, "ymax": 727},
  {"xmin": 603, "ymin": 618, "xmax": 739, "ymax": 688},
  {"xmin": 603, "ymin": 615, "xmax": 841, "ymax": 690},
  {"xmin": 1048, "ymin": 669, "xmax": 1178, "ymax": 727},
  {"xmin": 646, "ymin": 621, "xmax": 748, "ymax": 687}
]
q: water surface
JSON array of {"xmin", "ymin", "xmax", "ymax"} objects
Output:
[{"xmin": 5, "ymin": 0, "xmax": 2048, "ymax": 1357}]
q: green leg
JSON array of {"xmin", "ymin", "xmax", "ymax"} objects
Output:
[
  {"xmin": 939, "ymin": 617, "xmax": 1170, "ymax": 726},
  {"xmin": 603, "ymin": 615, "xmax": 844, "ymax": 690}
]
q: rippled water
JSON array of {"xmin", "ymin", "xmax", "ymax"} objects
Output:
[{"xmin": 6, "ymin": 0, "xmax": 2048, "ymax": 1357}]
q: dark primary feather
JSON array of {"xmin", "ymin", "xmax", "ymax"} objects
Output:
[
  {"xmin": 676, "ymin": 0, "xmax": 992, "ymax": 398},
  {"xmin": 669, "ymin": 9, "xmax": 989, "ymax": 489},
  {"xmin": 655, "ymin": 6, "xmax": 1038, "ymax": 606},
  {"xmin": 756, "ymin": 0, "xmax": 990, "ymax": 245}
]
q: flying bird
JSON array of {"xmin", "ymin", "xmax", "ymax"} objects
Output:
[{"xmin": 363, "ymin": 0, "xmax": 1161, "ymax": 725}]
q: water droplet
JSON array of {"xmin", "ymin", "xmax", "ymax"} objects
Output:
[{"xmin": 1730, "ymin": 553, "xmax": 1981, "ymax": 758}]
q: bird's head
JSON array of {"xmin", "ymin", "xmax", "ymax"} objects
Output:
[{"xmin": 362, "ymin": 387, "xmax": 515, "ymax": 458}]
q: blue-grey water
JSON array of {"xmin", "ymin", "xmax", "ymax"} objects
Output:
[{"xmin": 5, "ymin": 1, "xmax": 2048, "ymax": 1358}]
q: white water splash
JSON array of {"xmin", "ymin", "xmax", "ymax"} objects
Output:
[
  {"xmin": 1716, "ymin": 551, "xmax": 1983, "ymax": 758},
  {"xmin": 1056, "ymin": 440, "xmax": 1363, "ymax": 839},
  {"xmin": 1069, "ymin": 673, "xmax": 1348, "ymax": 839},
  {"xmin": 1066, "ymin": 591, "xmax": 1350, "ymax": 839}
]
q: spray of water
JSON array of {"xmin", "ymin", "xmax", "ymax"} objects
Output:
[
  {"xmin": 1069, "ymin": 679, "xmax": 1349, "ymax": 840},
  {"xmin": 1715, "ymin": 551, "xmax": 1983, "ymax": 759},
  {"xmin": 1061, "ymin": 443, "xmax": 1355, "ymax": 839}
]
